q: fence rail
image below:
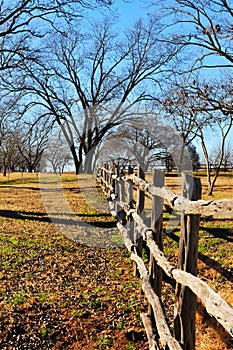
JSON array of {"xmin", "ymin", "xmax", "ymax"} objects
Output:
[{"xmin": 96, "ymin": 164, "xmax": 233, "ymax": 350}]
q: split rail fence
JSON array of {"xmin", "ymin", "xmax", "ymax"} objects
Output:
[{"xmin": 96, "ymin": 163, "xmax": 233, "ymax": 350}]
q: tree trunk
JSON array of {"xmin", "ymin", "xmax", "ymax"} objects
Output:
[
  {"xmin": 27, "ymin": 165, "xmax": 34, "ymax": 173},
  {"xmin": 178, "ymin": 143, "xmax": 185, "ymax": 172},
  {"xmin": 83, "ymin": 147, "xmax": 96, "ymax": 174},
  {"xmin": 70, "ymin": 143, "xmax": 82, "ymax": 175},
  {"xmin": 52, "ymin": 164, "xmax": 57, "ymax": 174},
  {"xmin": 200, "ymin": 136, "xmax": 212, "ymax": 194},
  {"xmin": 207, "ymin": 168, "xmax": 220, "ymax": 196}
]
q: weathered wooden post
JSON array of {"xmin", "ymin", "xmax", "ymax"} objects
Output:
[
  {"xmin": 136, "ymin": 166, "xmax": 145, "ymax": 215},
  {"xmin": 111, "ymin": 163, "xmax": 116, "ymax": 195},
  {"xmin": 103, "ymin": 163, "xmax": 107, "ymax": 193},
  {"xmin": 108, "ymin": 163, "xmax": 113, "ymax": 192},
  {"xmin": 106, "ymin": 163, "xmax": 109, "ymax": 186},
  {"xmin": 133, "ymin": 165, "xmax": 145, "ymax": 276},
  {"xmin": 117, "ymin": 167, "xmax": 126, "ymax": 225},
  {"xmin": 127, "ymin": 166, "xmax": 134, "ymax": 241},
  {"xmin": 119, "ymin": 174, "xmax": 125, "ymax": 203},
  {"xmin": 113, "ymin": 164, "xmax": 120, "ymax": 217},
  {"xmin": 174, "ymin": 173, "xmax": 202, "ymax": 350},
  {"xmin": 127, "ymin": 165, "xmax": 134, "ymax": 204},
  {"xmin": 148, "ymin": 169, "xmax": 165, "ymax": 324}
]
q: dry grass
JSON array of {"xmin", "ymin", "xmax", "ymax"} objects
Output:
[
  {"xmin": 0, "ymin": 172, "xmax": 147, "ymax": 350},
  {"xmin": 0, "ymin": 171, "xmax": 232, "ymax": 350},
  {"xmin": 147, "ymin": 170, "xmax": 233, "ymax": 199}
]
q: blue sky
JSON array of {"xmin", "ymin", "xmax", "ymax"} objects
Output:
[
  {"xmin": 87, "ymin": 0, "xmax": 148, "ymax": 28},
  {"xmin": 114, "ymin": 0, "xmax": 147, "ymax": 25}
]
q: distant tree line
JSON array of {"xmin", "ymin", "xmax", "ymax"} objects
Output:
[
  {"xmin": 97, "ymin": 117, "xmax": 201, "ymax": 173},
  {"xmin": 0, "ymin": 118, "xmax": 72, "ymax": 175}
]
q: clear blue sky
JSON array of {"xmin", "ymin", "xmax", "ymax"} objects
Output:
[
  {"xmin": 113, "ymin": 0, "xmax": 147, "ymax": 26},
  {"xmin": 87, "ymin": 0, "xmax": 148, "ymax": 28}
]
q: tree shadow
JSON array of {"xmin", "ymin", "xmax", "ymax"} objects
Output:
[
  {"xmin": 0, "ymin": 209, "xmax": 51, "ymax": 222},
  {"xmin": 0, "ymin": 185, "xmax": 41, "ymax": 191},
  {"xmin": 65, "ymin": 187, "xmax": 80, "ymax": 193},
  {"xmin": 203, "ymin": 227, "xmax": 233, "ymax": 242},
  {"xmin": 165, "ymin": 230, "xmax": 233, "ymax": 282},
  {"xmin": 0, "ymin": 209, "xmax": 116, "ymax": 229}
]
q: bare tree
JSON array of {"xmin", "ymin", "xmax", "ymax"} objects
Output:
[
  {"xmin": 0, "ymin": 123, "xmax": 23, "ymax": 175},
  {"xmin": 110, "ymin": 118, "xmax": 166, "ymax": 172},
  {"xmin": 150, "ymin": 0, "xmax": 233, "ymax": 71},
  {"xmin": 0, "ymin": 1, "xmax": 114, "ymax": 174},
  {"xmin": 97, "ymin": 136, "xmax": 132, "ymax": 171},
  {"xmin": 0, "ymin": 115, "xmax": 53, "ymax": 174},
  {"xmin": 97, "ymin": 115, "xmax": 196, "ymax": 172},
  {"xmin": 221, "ymin": 143, "xmax": 233, "ymax": 171},
  {"xmin": 159, "ymin": 77, "xmax": 233, "ymax": 195},
  {"xmin": 14, "ymin": 17, "xmax": 179, "ymax": 174},
  {"xmin": 0, "ymin": 96, "xmax": 24, "ymax": 174},
  {"xmin": 45, "ymin": 130, "xmax": 73, "ymax": 174},
  {"xmin": 17, "ymin": 118, "xmax": 52, "ymax": 172},
  {"xmin": 0, "ymin": 0, "xmax": 112, "ymax": 71}
]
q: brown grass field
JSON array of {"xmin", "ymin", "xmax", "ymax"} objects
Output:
[{"xmin": 0, "ymin": 171, "xmax": 232, "ymax": 349}]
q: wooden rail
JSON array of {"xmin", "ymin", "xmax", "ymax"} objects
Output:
[{"xmin": 96, "ymin": 163, "xmax": 233, "ymax": 350}]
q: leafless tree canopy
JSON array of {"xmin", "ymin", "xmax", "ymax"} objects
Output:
[
  {"xmin": 0, "ymin": 0, "xmax": 112, "ymax": 71},
  {"xmin": 7, "ymin": 17, "xmax": 180, "ymax": 173},
  {"xmin": 151, "ymin": 0, "xmax": 233, "ymax": 70}
]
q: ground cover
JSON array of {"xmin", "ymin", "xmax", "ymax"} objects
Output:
[
  {"xmin": 0, "ymin": 173, "xmax": 147, "ymax": 349},
  {"xmin": 0, "ymin": 171, "xmax": 232, "ymax": 349}
]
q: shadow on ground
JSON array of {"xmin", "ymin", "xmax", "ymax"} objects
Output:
[
  {"xmin": 0, "ymin": 209, "xmax": 116, "ymax": 229},
  {"xmin": 165, "ymin": 229, "xmax": 233, "ymax": 282}
]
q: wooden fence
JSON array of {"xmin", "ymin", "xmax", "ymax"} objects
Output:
[{"xmin": 96, "ymin": 163, "xmax": 233, "ymax": 350}]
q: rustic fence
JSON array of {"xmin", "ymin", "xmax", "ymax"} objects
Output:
[{"xmin": 96, "ymin": 163, "xmax": 233, "ymax": 350}]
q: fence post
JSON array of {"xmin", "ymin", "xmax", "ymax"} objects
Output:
[
  {"xmin": 103, "ymin": 163, "xmax": 107, "ymax": 193},
  {"xmin": 114, "ymin": 165, "xmax": 120, "ymax": 216},
  {"xmin": 148, "ymin": 169, "xmax": 164, "ymax": 324},
  {"xmin": 107, "ymin": 163, "xmax": 110, "ymax": 187},
  {"xmin": 108, "ymin": 163, "xmax": 113, "ymax": 191},
  {"xmin": 118, "ymin": 168, "xmax": 126, "ymax": 224},
  {"xmin": 127, "ymin": 166, "xmax": 134, "ymax": 241},
  {"xmin": 133, "ymin": 165, "xmax": 145, "ymax": 276},
  {"xmin": 174, "ymin": 173, "xmax": 202, "ymax": 350},
  {"xmin": 111, "ymin": 163, "xmax": 116, "ymax": 195},
  {"xmin": 127, "ymin": 165, "xmax": 134, "ymax": 206},
  {"xmin": 136, "ymin": 166, "xmax": 145, "ymax": 215}
]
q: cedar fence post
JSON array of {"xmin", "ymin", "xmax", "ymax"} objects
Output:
[{"xmin": 174, "ymin": 173, "xmax": 202, "ymax": 350}]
